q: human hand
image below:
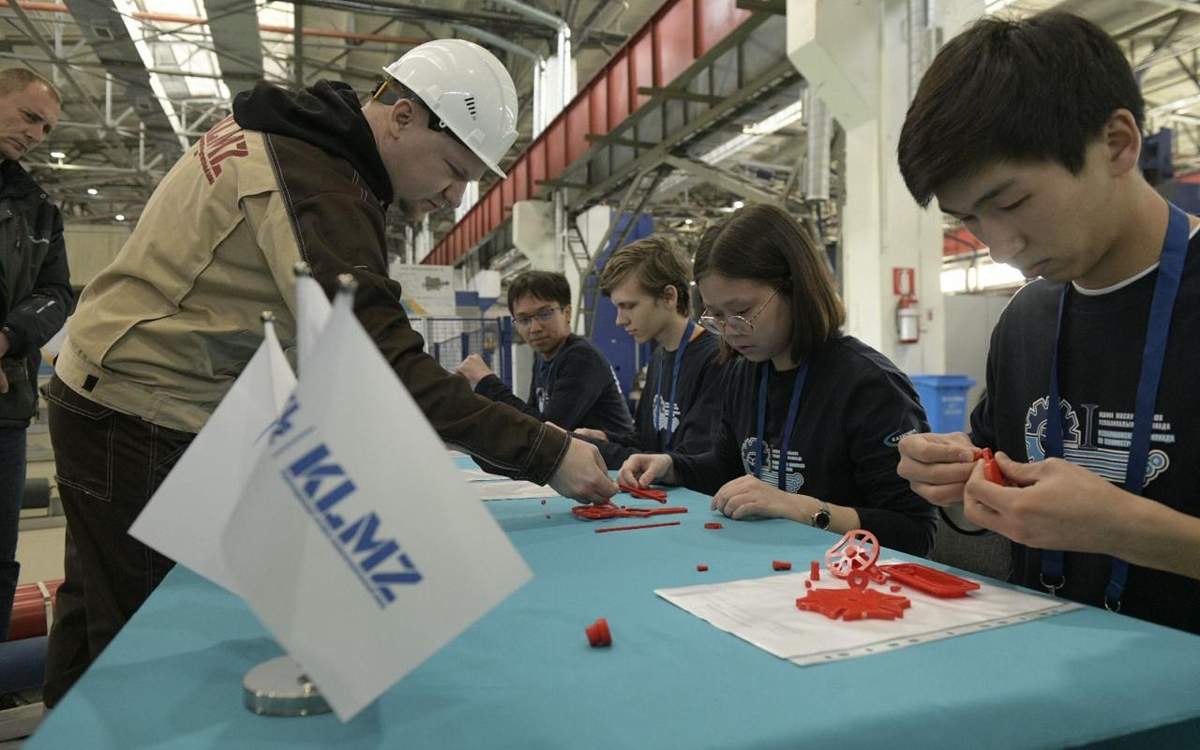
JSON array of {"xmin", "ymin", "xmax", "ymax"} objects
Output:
[
  {"xmin": 617, "ymin": 453, "xmax": 674, "ymax": 488},
  {"xmin": 897, "ymin": 432, "xmax": 978, "ymax": 507},
  {"xmin": 548, "ymin": 435, "xmax": 619, "ymax": 505},
  {"xmin": 711, "ymin": 474, "xmax": 815, "ymax": 521},
  {"xmin": 961, "ymin": 452, "xmax": 1134, "ymax": 553},
  {"xmin": 573, "ymin": 427, "xmax": 608, "ymax": 442},
  {"xmin": 455, "ymin": 354, "xmax": 494, "ymax": 386}
]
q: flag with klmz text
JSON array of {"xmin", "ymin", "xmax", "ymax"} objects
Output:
[{"xmin": 221, "ymin": 288, "xmax": 532, "ymax": 721}]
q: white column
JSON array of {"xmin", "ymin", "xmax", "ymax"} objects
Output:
[{"xmin": 787, "ymin": 0, "xmax": 983, "ymax": 375}]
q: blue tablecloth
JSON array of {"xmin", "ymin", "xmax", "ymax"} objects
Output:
[{"xmin": 27, "ymin": 482, "xmax": 1200, "ymax": 749}]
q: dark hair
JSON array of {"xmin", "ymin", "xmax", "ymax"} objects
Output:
[
  {"xmin": 598, "ymin": 235, "xmax": 691, "ymax": 315},
  {"xmin": 507, "ymin": 270, "xmax": 571, "ymax": 311},
  {"xmin": 0, "ymin": 68, "xmax": 60, "ymax": 104},
  {"xmin": 694, "ymin": 204, "xmax": 844, "ymax": 363},
  {"xmin": 898, "ymin": 12, "xmax": 1144, "ymax": 207}
]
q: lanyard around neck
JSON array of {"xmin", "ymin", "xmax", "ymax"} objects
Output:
[
  {"xmin": 653, "ymin": 320, "xmax": 695, "ymax": 451},
  {"xmin": 756, "ymin": 361, "xmax": 808, "ymax": 491},
  {"xmin": 1041, "ymin": 203, "xmax": 1190, "ymax": 611}
]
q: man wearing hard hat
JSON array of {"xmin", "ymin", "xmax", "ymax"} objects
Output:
[{"xmin": 42, "ymin": 40, "xmax": 618, "ymax": 706}]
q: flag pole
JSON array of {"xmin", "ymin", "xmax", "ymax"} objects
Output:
[{"xmin": 240, "ymin": 308, "xmax": 332, "ymax": 718}]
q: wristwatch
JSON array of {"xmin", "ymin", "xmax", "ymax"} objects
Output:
[{"xmin": 810, "ymin": 500, "xmax": 832, "ymax": 530}]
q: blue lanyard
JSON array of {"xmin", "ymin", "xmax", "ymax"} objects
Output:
[
  {"xmin": 1041, "ymin": 203, "xmax": 1190, "ymax": 611},
  {"xmin": 755, "ymin": 362, "xmax": 808, "ymax": 491},
  {"xmin": 652, "ymin": 320, "xmax": 695, "ymax": 451}
]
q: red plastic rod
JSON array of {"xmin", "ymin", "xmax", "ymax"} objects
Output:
[{"xmin": 594, "ymin": 521, "xmax": 681, "ymax": 534}]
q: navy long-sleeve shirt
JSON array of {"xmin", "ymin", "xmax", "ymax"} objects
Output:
[
  {"xmin": 672, "ymin": 336, "xmax": 935, "ymax": 556},
  {"xmin": 475, "ymin": 333, "xmax": 634, "ymax": 438}
]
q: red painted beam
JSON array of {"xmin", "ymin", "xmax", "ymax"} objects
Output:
[{"xmin": 424, "ymin": 0, "xmax": 752, "ymax": 266}]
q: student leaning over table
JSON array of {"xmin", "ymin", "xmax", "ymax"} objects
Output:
[
  {"xmin": 895, "ymin": 11, "xmax": 1200, "ymax": 633},
  {"xmin": 620, "ymin": 205, "xmax": 936, "ymax": 556}
]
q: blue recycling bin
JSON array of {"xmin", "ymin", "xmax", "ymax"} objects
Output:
[{"xmin": 910, "ymin": 374, "xmax": 976, "ymax": 434}]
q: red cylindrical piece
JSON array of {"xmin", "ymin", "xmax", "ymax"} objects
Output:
[
  {"xmin": 772, "ymin": 560, "xmax": 792, "ymax": 571},
  {"xmin": 704, "ymin": 522, "xmax": 723, "ymax": 530},
  {"xmin": 696, "ymin": 564, "xmax": 709, "ymax": 572},
  {"xmin": 810, "ymin": 561, "xmax": 820, "ymax": 581}
]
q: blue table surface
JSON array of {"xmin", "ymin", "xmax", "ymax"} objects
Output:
[{"xmin": 27, "ymin": 479, "xmax": 1200, "ymax": 749}]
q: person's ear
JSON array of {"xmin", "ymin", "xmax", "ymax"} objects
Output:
[
  {"xmin": 1104, "ymin": 108, "xmax": 1142, "ymax": 178},
  {"xmin": 660, "ymin": 284, "xmax": 679, "ymax": 310},
  {"xmin": 389, "ymin": 98, "xmax": 420, "ymax": 138}
]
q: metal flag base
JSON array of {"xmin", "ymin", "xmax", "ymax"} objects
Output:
[{"xmin": 242, "ymin": 656, "xmax": 331, "ymax": 717}]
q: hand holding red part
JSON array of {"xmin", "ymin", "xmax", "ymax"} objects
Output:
[{"xmin": 974, "ymin": 447, "xmax": 1010, "ymax": 486}]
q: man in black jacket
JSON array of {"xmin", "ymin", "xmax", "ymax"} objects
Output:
[{"xmin": 0, "ymin": 68, "xmax": 74, "ymax": 640}]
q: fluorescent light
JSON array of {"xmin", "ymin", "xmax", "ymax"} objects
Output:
[
  {"xmin": 115, "ymin": 214, "xmax": 125, "ymax": 222},
  {"xmin": 86, "ymin": 188, "xmax": 98, "ymax": 196},
  {"xmin": 50, "ymin": 151, "xmax": 65, "ymax": 159},
  {"xmin": 742, "ymin": 100, "xmax": 804, "ymax": 136},
  {"xmin": 732, "ymin": 200, "xmax": 745, "ymax": 209}
]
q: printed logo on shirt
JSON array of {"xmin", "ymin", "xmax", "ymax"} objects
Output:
[
  {"xmin": 536, "ymin": 386, "xmax": 548, "ymax": 414},
  {"xmin": 1024, "ymin": 396, "xmax": 1172, "ymax": 487},
  {"xmin": 740, "ymin": 437, "xmax": 806, "ymax": 493},
  {"xmin": 651, "ymin": 393, "xmax": 681, "ymax": 435},
  {"xmin": 883, "ymin": 428, "xmax": 918, "ymax": 449}
]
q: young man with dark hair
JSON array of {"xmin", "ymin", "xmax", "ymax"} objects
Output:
[
  {"xmin": 458, "ymin": 270, "xmax": 634, "ymax": 438},
  {"xmin": 895, "ymin": 11, "xmax": 1200, "ymax": 632},
  {"xmin": 579, "ymin": 235, "xmax": 723, "ymax": 469}
]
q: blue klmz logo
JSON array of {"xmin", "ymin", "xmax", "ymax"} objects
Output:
[{"xmin": 267, "ymin": 396, "xmax": 422, "ymax": 608}]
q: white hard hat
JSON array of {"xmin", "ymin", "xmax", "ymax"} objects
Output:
[{"xmin": 383, "ymin": 39, "xmax": 519, "ymax": 178}]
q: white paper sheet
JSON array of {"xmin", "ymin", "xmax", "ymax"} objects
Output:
[
  {"xmin": 473, "ymin": 479, "xmax": 559, "ymax": 501},
  {"xmin": 656, "ymin": 560, "xmax": 1081, "ymax": 666},
  {"xmin": 459, "ymin": 467, "xmax": 504, "ymax": 482}
]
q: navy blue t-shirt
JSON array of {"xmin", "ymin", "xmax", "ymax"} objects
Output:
[
  {"xmin": 597, "ymin": 329, "xmax": 724, "ymax": 469},
  {"xmin": 476, "ymin": 333, "xmax": 634, "ymax": 438},
  {"xmin": 672, "ymin": 335, "xmax": 935, "ymax": 556},
  {"xmin": 970, "ymin": 232, "xmax": 1200, "ymax": 633}
]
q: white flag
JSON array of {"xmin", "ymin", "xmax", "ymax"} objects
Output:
[
  {"xmin": 221, "ymin": 290, "xmax": 532, "ymax": 721},
  {"xmin": 129, "ymin": 320, "xmax": 296, "ymax": 593},
  {"xmin": 295, "ymin": 271, "xmax": 331, "ymax": 374}
]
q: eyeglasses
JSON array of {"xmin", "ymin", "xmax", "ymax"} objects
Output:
[
  {"xmin": 513, "ymin": 306, "xmax": 563, "ymax": 329},
  {"xmin": 699, "ymin": 287, "xmax": 780, "ymax": 338}
]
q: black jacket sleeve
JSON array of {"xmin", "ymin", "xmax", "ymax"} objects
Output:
[
  {"xmin": 671, "ymin": 383, "xmax": 744, "ymax": 495},
  {"xmin": 842, "ymin": 367, "xmax": 937, "ymax": 557},
  {"xmin": 6, "ymin": 207, "xmax": 73, "ymax": 357},
  {"xmin": 474, "ymin": 372, "xmax": 540, "ymax": 418}
]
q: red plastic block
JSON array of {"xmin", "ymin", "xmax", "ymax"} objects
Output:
[
  {"xmin": 810, "ymin": 561, "xmax": 820, "ymax": 581},
  {"xmin": 696, "ymin": 564, "xmax": 709, "ymax": 572},
  {"xmin": 772, "ymin": 560, "xmax": 792, "ymax": 571},
  {"xmin": 704, "ymin": 522, "xmax": 723, "ymax": 530},
  {"xmin": 585, "ymin": 618, "xmax": 612, "ymax": 647}
]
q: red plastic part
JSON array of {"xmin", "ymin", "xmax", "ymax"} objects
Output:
[
  {"xmin": 703, "ymin": 522, "xmax": 723, "ymax": 530},
  {"xmin": 795, "ymin": 588, "xmax": 912, "ymax": 621},
  {"xmin": 618, "ymin": 484, "xmax": 668, "ymax": 503},
  {"xmin": 879, "ymin": 563, "xmax": 981, "ymax": 598},
  {"xmin": 572, "ymin": 504, "xmax": 687, "ymax": 520},
  {"xmin": 585, "ymin": 618, "xmax": 612, "ymax": 647},
  {"xmin": 696, "ymin": 564, "xmax": 709, "ymax": 572},
  {"xmin": 890, "ymin": 585, "xmax": 902, "ymax": 593},
  {"xmin": 810, "ymin": 561, "xmax": 820, "ymax": 581},
  {"xmin": 974, "ymin": 448, "xmax": 1011, "ymax": 486},
  {"xmin": 594, "ymin": 520, "xmax": 681, "ymax": 534},
  {"xmin": 824, "ymin": 530, "xmax": 881, "ymax": 579},
  {"xmin": 804, "ymin": 580, "xmax": 813, "ymax": 589},
  {"xmin": 772, "ymin": 560, "xmax": 792, "ymax": 571}
]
